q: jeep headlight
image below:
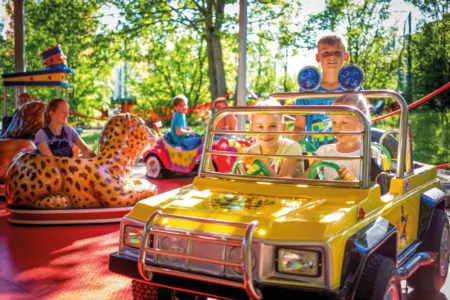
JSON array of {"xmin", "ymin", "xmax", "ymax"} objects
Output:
[
  {"xmin": 277, "ymin": 249, "xmax": 320, "ymax": 276},
  {"xmin": 124, "ymin": 226, "xmax": 144, "ymax": 248}
]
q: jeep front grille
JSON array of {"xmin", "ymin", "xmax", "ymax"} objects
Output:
[{"xmin": 137, "ymin": 210, "xmax": 262, "ymax": 299}]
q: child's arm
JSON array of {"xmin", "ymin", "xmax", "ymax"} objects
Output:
[
  {"xmin": 293, "ymin": 115, "xmax": 307, "ymax": 141},
  {"xmin": 175, "ymin": 126, "xmax": 196, "ymax": 137}
]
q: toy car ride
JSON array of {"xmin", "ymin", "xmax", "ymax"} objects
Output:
[
  {"xmin": 109, "ymin": 90, "xmax": 449, "ymax": 300},
  {"xmin": 143, "ymin": 121, "xmax": 252, "ymax": 178}
]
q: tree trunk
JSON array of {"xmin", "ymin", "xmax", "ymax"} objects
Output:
[{"xmin": 204, "ymin": 0, "xmax": 227, "ymax": 100}]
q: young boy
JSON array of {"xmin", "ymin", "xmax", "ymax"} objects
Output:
[
  {"xmin": 244, "ymin": 100, "xmax": 302, "ymax": 177},
  {"xmin": 303, "ymin": 93, "xmax": 381, "ymax": 181},
  {"xmin": 294, "ymin": 34, "xmax": 351, "ymax": 147},
  {"xmin": 170, "ymin": 95, "xmax": 202, "ymax": 149}
]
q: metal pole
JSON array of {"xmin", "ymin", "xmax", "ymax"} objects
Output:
[
  {"xmin": 14, "ymin": 0, "xmax": 25, "ymax": 106},
  {"xmin": 236, "ymin": 0, "xmax": 247, "ymax": 130},
  {"xmin": 407, "ymin": 12, "xmax": 412, "ymax": 102}
]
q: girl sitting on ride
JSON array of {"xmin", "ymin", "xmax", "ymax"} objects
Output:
[
  {"xmin": 244, "ymin": 98, "xmax": 302, "ymax": 177},
  {"xmin": 213, "ymin": 97, "xmax": 237, "ymax": 131},
  {"xmin": 303, "ymin": 93, "xmax": 381, "ymax": 181},
  {"xmin": 35, "ymin": 98, "xmax": 95, "ymax": 158}
]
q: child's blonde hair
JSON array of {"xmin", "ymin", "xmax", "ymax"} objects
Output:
[
  {"xmin": 172, "ymin": 94, "xmax": 188, "ymax": 107},
  {"xmin": 333, "ymin": 93, "xmax": 370, "ymax": 117},
  {"xmin": 318, "ymin": 34, "xmax": 348, "ymax": 51},
  {"xmin": 253, "ymin": 97, "xmax": 284, "ymax": 123}
]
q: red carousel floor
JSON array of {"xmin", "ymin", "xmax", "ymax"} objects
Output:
[{"xmin": 0, "ymin": 170, "xmax": 449, "ymax": 299}]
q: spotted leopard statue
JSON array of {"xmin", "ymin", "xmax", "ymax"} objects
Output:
[{"xmin": 5, "ymin": 113, "xmax": 157, "ymax": 209}]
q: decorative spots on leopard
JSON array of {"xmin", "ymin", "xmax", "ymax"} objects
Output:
[
  {"xmin": 46, "ymin": 185, "xmax": 52, "ymax": 193},
  {"xmin": 46, "ymin": 158, "xmax": 51, "ymax": 163},
  {"xmin": 120, "ymin": 193, "xmax": 125, "ymax": 197},
  {"xmin": 20, "ymin": 183, "xmax": 27, "ymax": 192},
  {"xmin": 75, "ymin": 159, "xmax": 82, "ymax": 164},
  {"xmin": 75, "ymin": 182, "xmax": 81, "ymax": 191},
  {"xmin": 31, "ymin": 162, "xmax": 37, "ymax": 169},
  {"xmin": 99, "ymin": 181, "xmax": 107, "ymax": 188},
  {"xmin": 105, "ymin": 178, "xmax": 111, "ymax": 184},
  {"xmin": 45, "ymin": 172, "xmax": 51, "ymax": 178},
  {"xmin": 20, "ymin": 165, "xmax": 27, "ymax": 172},
  {"xmin": 38, "ymin": 179, "xmax": 44, "ymax": 188},
  {"xmin": 51, "ymin": 168, "xmax": 57, "ymax": 174},
  {"xmin": 85, "ymin": 165, "xmax": 92, "ymax": 173},
  {"xmin": 69, "ymin": 166, "xmax": 79, "ymax": 173},
  {"xmin": 16, "ymin": 197, "xmax": 22, "ymax": 203},
  {"xmin": 67, "ymin": 177, "xmax": 73, "ymax": 185},
  {"xmin": 80, "ymin": 173, "xmax": 88, "ymax": 180},
  {"xmin": 31, "ymin": 184, "xmax": 36, "ymax": 189},
  {"xmin": 66, "ymin": 188, "xmax": 70, "ymax": 192},
  {"xmin": 37, "ymin": 169, "xmax": 42, "ymax": 175},
  {"xmin": 18, "ymin": 173, "xmax": 25, "ymax": 180},
  {"xmin": 94, "ymin": 172, "xmax": 101, "ymax": 180},
  {"xmin": 84, "ymin": 187, "xmax": 88, "ymax": 192},
  {"xmin": 60, "ymin": 168, "xmax": 67, "ymax": 176},
  {"xmin": 31, "ymin": 191, "xmax": 35, "ymax": 197},
  {"xmin": 54, "ymin": 179, "xmax": 59, "ymax": 186},
  {"xmin": 40, "ymin": 161, "xmax": 46, "ymax": 169},
  {"xmin": 26, "ymin": 168, "xmax": 34, "ymax": 176},
  {"xmin": 94, "ymin": 164, "xmax": 100, "ymax": 170},
  {"xmin": 114, "ymin": 186, "xmax": 120, "ymax": 191},
  {"xmin": 61, "ymin": 159, "xmax": 69, "ymax": 164}
]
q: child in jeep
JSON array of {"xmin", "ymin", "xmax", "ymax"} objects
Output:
[
  {"xmin": 304, "ymin": 93, "xmax": 381, "ymax": 181},
  {"xmin": 244, "ymin": 99, "xmax": 302, "ymax": 177}
]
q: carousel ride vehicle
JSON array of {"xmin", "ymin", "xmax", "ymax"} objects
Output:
[
  {"xmin": 143, "ymin": 121, "xmax": 252, "ymax": 179},
  {"xmin": 1, "ymin": 45, "xmax": 158, "ymax": 224},
  {"xmin": 109, "ymin": 66, "xmax": 449, "ymax": 299}
]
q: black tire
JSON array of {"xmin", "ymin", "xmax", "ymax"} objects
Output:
[
  {"xmin": 355, "ymin": 253, "xmax": 401, "ymax": 300},
  {"xmin": 146, "ymin": 155, "xmax": 165, "ymax": 179},
  {"xmin": 131, "ymin": 280, "xmax": 171, "ymax": 300},
  {"xmin": 408, "ymin": 209, "xmax": 450, "ymax": 293}
]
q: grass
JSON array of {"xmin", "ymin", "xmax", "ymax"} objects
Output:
[{"xmin": 81, "ymin": 109, "xmax": 450, "ymax": 166}]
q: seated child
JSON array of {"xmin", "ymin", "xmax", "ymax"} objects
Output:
[
  {"xmin": 213, "ymin": 97, "xmax": 237, "ymax": 131},
  {"xmin": 244, "ymin": 100, "xmax": 302, "ymax": 177},
  {"xmin": 304, "ymin": 93, "xmax": 381, "ymax": 181},
  {"xmin": 170, "ymin": 95, "xmax": 203, "ymax": 150}
]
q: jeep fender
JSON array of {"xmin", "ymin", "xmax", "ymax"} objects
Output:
[
  {"xmin": 417, "ymin": 187, "xmax": 446, "ymax": 240},
  {"xmin": 339, "ymin": 217, "xmax": 398, "ymax": 299}
]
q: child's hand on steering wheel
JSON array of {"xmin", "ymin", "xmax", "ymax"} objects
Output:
[{"xmin": 338, "ymin": 166, "xmax": 356, "ymax": 181}]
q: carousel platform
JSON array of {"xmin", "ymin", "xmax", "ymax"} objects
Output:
[{"xmin": 0, "ymin": 165, "xmax": 193, "ymax": 300}]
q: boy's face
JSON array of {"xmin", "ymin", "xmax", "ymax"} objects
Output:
[
  {"xmin": 316, "ymin": 43, "xmax": 349, "ymax": 72},
  {"xmin": 174, "ymin": 100, "xmax": 187, "ymax": 113},
  {"xmin": 331, "ymin": 114, "xmax": 361, "ymax": 144},
  {"xmin": 251, "ymin": 114, "xmax": 285, "ymax": 149}
]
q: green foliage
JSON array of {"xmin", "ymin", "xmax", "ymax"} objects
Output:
[{"xmin": 409, "ymin": 14, "xmax": 449, "ymax": 111}]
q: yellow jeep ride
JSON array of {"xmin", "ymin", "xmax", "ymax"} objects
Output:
[{"xmin": 109, "ymin": 90, "xmax": 449, "ymax": 300}]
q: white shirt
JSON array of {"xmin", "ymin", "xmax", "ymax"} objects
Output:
[
  {"xmin": 316, "ymin": 144, "xmax": 381, "ymax": 180},
  {"xmin": 247, "ymin": 138, "xmax": 302, "ymax": 175}
]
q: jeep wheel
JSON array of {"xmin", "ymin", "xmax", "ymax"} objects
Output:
[
  {"xmin": 408, "ymin": 209, "xmax": 450, "ymax": 293},
  {"xmin": 146, "ymin": 155, "xmax": 164, "ymax": 179},
  {"xmin": 355, "ymin": 253, "xmax": 401, "ymax": 300},
  {"xmin": 131, "ymin": 280, "xmax": 171, "ymax": 300}
]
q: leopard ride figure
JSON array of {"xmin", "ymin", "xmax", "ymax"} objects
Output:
[
  {"xmin": 0, "ymin": 101, "xmax": 46, "ymax": 196},
  {"xmin": 5, "ymin": 113, "xmax": 157, "ymax": 224}
]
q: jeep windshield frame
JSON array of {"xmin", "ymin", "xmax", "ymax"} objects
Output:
[{"xmin": 199, "ymin": 90, "xmax": 410, "ymax": 188}]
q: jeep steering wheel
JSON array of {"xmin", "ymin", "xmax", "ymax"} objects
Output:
[
  {"xmin": 298, "ymin": 140, "xmax": 317, "ymax": 154},
  {"xmin": 308, "ymin": 161, "xmax": 343, "ymax": 180},
  {"xmin": 370, "ymin": 142, "xmax": 392, "ymax": 170},
  {"xmin": 232, "ymin": 159, "xmax": 269, "ymax": 176}
]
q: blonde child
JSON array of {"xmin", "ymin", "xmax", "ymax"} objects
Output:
[
  {"xmin": 244, "ymin": 99, "xmax": 302, "ymax": 177},
  {"xmin": 294, "ymin": 34, "xmax": 352, "ymax": 146},
  {"xmin": 304, "ymin": 93, "xmax": 380, "ymax": 181},
  {"xmin": 170, "ymin": 95, "xmax": 203, "ymax": 149}
]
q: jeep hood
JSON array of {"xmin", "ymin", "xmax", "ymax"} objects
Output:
[{"xmin": 129, "ymin": 177, "xmax": 381, "ymax": 242}]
